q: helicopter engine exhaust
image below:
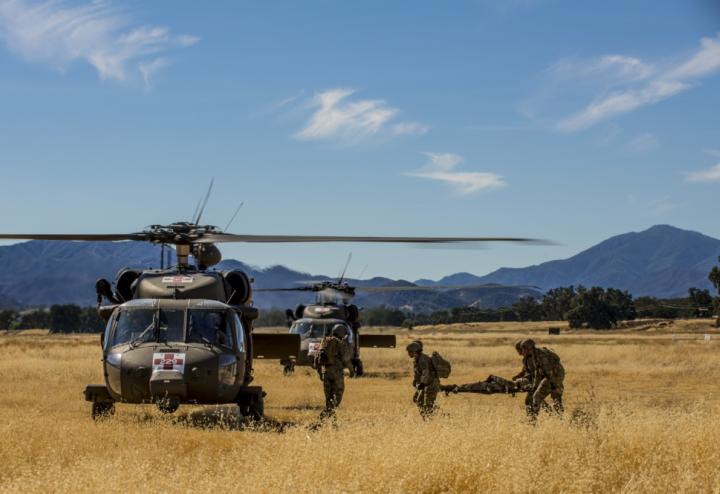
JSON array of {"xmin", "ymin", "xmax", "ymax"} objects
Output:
[
  {"xmin": 192, "ymin": 243, "xmax": 222, "ymax": 269},
  {"xmin": 223, "ymin": 270, "xmax": 252, "ymax": 305}
]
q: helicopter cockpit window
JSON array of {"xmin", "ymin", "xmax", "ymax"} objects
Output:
[
  {"xmin": 158, "ymin": 309, "xmax": 184, "ymax": 342},
  {"xmin": 290, "ymin": 321, "xmax": 312, "ymax": 336},
  {"xmin": 187, "ymin": 310, "xmax": 233, "ymax": 348},
  {"xmin": 112, "ymin": 310, "xmax": 155, "ymax": 348},
  {"xmin": 232, "ymin": 313, "xmax": 246, "ymax": 353},
  {"xmin": 290, "ymin": 321, "xmax": 352, "ymax": 341}
]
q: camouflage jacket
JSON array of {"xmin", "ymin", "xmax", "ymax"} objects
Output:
[
  {"xmin": 314, "ymin": 336, "xmax": 353, "ymax": 370},
  {"xmin": 413, "ymin": 353, "xmax": 438, "ymax": 387},
  {"xmin": 531, "ymin": 347, "xmax": 564, "ymax": 386},
  {"xmin": 513, "ymin": 354, "xmax": 536, "ymax": 380}
]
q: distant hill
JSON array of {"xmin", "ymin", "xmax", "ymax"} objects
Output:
[
  {"xmin": 472, "ymin": 225, "xmax": 720, "ymax": 298},
  {"xmin": 0, "ymin": 224, "xmax": 715, "ymax": 309},
  {"xmin": 0, "ymin": 241, "xmax": 539, "ymax": 310}
]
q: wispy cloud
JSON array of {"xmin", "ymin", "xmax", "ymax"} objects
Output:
[
  {"xmin": 544, "ymin": 34, "xmax": 720, "ymax": 132},
  {"xmin": 0, "ymin": 0, "xmax": 199, "ymax": 87},
  {"xmin": 404, "ymin": 152, "xmax": 506, "ymax": 194},
  {"xmin": 627, "ymin": 132, "xmax": 659, "ymax": 153},
  {"xmin": 295, "ymin": 89, "xmax": 429, "ymax": 143},
  {"xmin": 647, "ymin": 195, "xmax": 678, "ymax": 215},
  {"xmin": 687, "ymin": 163, "xmax": 720, "ymax": 182}
]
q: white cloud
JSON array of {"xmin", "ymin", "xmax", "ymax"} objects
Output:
[
  {"xmin": 0, "ymin": 0, "xmax": 198, "ymax": 87},
  {"xmin": 687, "ymin": 163, "xmax": 720, "ymax": 182},
  {"xmin": 627, "ymin": 132, "xmax": 659, "ymax": 153},
  {"xmin": 405, "ymin": 152, "xmax": 506, "ymax": 194},
  {"xmin": 295, "ymin": 89, "xmax": 428, "ymax": 142},
  {"xmin": 557, "ymin": 80, "xmax": 688, "ymax": 132},
  {"xmin": 138, "ymin": 57, "xmax": 171, "ymax": 91},
  {"xmin": 552, "ymin": 34, "xmax": 720, "ymax": 132},
  {"xmin": 548, "ymin": 55, "xmax": 654, "ymax": 82},
  {"xmin": 392, "ymin": 121, "xmax": 430, "ymax": 136}
]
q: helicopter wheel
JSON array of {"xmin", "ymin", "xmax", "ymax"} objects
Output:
[
  {"xmin": 239, "ymin": 401, "xmax": 264, "ymax": 421},
  {"xmin": 282, "ymin": 360, "xmax": 295, "ymax": 376},
  {"xmin": 352, "ymin": 358, "xmax": 364, "ymax": 378},
  {"xmin": 91, "ymin": 402, "xmax": 115, "ymax": 421},
  {"xmin": 156, "ymin": 397, "xmax": 180, "ymax": 414}
]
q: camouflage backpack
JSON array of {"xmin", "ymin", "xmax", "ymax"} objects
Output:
[
  {"xmin": 318, "ymin": 337, "xmax": 339, "ymax": 366},
  {"xmin": 430, "ymin": 351, "xmax": 452, "ymax": 379},
  {"xmin": 542, "ymin": 347, "xmax": 561, "ymax": 366}
]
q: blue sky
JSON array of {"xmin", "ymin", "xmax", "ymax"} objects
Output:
[{"xmin": 0, "ymin": 0, "xmax": 718, "ymax": 280}]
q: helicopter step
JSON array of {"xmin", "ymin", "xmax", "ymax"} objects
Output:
[{"xmin": 85, "ymin": 384, "xmax": 116, "ymax": 420}]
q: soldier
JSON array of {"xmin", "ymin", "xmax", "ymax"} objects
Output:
[
  {"xmin": 512, "ymin": 339, "xmax": 534, "ymax": 391},
  {"xmin": 521, "ymin": 339, "xmax": 564, "ymax": 422},
  {"xmin": 314, "ymin": 324, "xmax": 354, "ymax": 420},
  {"xmin": 406, "ymin": 340, "xmax": 440, "ymax": 419}
]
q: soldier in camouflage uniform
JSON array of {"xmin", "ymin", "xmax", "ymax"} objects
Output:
[
  {"xmin": 521, "ymin": 339, "xmax": 564, "ymax": 421},
  {"xmin": 314, "ymin": 324, "xmax": 354, "ymax": 419},
  {"xmin": 406, "ymin": 340, "xmax": 440, "ymax": 419}
]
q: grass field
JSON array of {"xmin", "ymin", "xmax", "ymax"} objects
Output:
[{"xmin": 2, "ymin": 320, "xmax": 720, "ymax": 493}]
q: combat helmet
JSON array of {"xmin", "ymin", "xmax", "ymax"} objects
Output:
[
  {"xmin": 332, "ymin": 324, "xmax": 348, "ymax": 338},
  {"xmin": 521, "ymin": 339, "xmax": 536, "ymax": 351},
  {"xmin": 406, "ymin": 340, "xmax": 423, "ymax": 354}
]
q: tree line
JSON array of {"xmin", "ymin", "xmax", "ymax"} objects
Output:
[
  {"xmin": 0, "ymin": 305, "xmax": 104, "ymax": 333},
  {"xmin": 2, "ymin": 273, "xmax": 718, "ymax": 332}
]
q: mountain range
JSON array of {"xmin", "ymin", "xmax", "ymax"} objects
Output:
[{"xmin": 0, "ymin": 224, "xmax": 716, "ymax": 311}]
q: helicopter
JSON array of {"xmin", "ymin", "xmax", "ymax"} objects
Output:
[
  {"xmin": 0, "ymin": 207, "xmax": 544, "ymax": 420},
  {"xmin": 257, "ymin": 273, "xmax": 397, "ymax": 376},
  {"xmin": 257, "ymin": 257, "xmax": 543, "ymax": 376}
]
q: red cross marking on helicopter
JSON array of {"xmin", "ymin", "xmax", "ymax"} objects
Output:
[{"xmin": 153, "ymin": 353, "xmax": 184, "ymax": 370}]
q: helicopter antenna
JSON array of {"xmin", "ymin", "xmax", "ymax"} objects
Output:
[
  {"xmin": 194, "ymin": 178, "xmax": 214, "ymax": 225},
  {"xmin": 357, "ymin": 263, "xmax": 368, "ymax": 280},
  {"xmin": 190, "ymin": 199, "xmax": 202, "ymax": 224},
  {"xmin": 338, "ymin": 252, "xmax": 352, "ymax": 283},
  {"xmin": 224, "ymin": 202, "xmax": 244, "ymax": 231}
]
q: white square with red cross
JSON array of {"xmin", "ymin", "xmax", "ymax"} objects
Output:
[{"xmin": 152, "ymin": 353, "xmax": 186, "ymax": 373}]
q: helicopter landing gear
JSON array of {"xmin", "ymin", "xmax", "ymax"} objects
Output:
[
  {"xmin": 91, "ymin": 402, "xmax": 115, "ymax": 420},
  {"xmin": 156, "ymin": 396, "xmax": 180, "ymax": 414},
  {"xmin": 236, "ymin": 386, "xmax": 265, "ymax": 420},
  {"xmin": 281, "ymin": 358, "xmax": 295, "ymax": 376},
  {"xmin": 352, "ymin": 358, "xmax": 364, "ymax": 378}
]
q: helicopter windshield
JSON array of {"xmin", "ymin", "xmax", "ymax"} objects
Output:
[
  {"xmin": 290, "ymin": 321, "xmax": 351, "ymax": 341},
  {"xmin": 110, "ymin": 307, "xmax": 233, "ymax": 348},
  {"xmin": 187, "ymin": 310, "xmax": 233, "ymax": 348},
  {"xmin": 112, "ymin": 310, "xmax": 156, "ymax": 347},
  {"xmin": 158, "ymin": 309, "xmax": 184, "ymax": 342}
]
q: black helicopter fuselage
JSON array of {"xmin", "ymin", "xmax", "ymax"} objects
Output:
[{"xmin": 87, "ymin": 267, "xmax": 298, "ymax": 418}]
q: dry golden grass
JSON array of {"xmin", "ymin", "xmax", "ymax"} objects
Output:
[{"xmin": 2, "ymin": 320, "xmax": 720, "ymax": 493}]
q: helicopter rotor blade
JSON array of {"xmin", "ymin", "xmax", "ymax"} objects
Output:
[
  {"xmin": 353, "ymin": 283, "xmax": 542, "ymax": 293},
  {"xmin": 200, "ymin": 233, "xmax": 551, "ymax": 244},
  {"xmin": 254, "ymin": 287, "xmax": 315, "ymax": 292},
  {"xmin": 0, "ymin": 233, "xmax": 147, "ymax": 241}
]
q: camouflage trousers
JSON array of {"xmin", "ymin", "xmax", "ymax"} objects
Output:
[
  {"xmin": 414, "ymin": 380, "xmax": 440, "ymax": 419},
  {"xmin": 527, "ymin": 369, "xmax": 564, "ymax": 420},
  {"xmin": 322, "ymin": 366, "xmax": 345, "ymax": 415}
]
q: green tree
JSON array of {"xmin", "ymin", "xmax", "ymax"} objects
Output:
[
  {"xmin": 49, "ymin": 304, "xmax": 82, "ymax": 333},
  {"xmin": 541, "ymin": 286, "xmax": 576, "ymax": 320},
  {"xmin": 512, "ymin": 296, "xmax": 543, "ymax": 321}
]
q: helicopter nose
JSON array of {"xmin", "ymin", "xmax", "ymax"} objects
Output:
[{"xmin": 149, "ymin": 369, "xmax": 187, "ymax": 402}]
